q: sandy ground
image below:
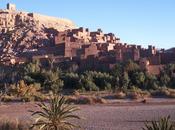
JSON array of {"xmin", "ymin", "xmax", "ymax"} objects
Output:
[{"xmin": 0, "ymin": 98, "xmax": 175, "ymax": 130}]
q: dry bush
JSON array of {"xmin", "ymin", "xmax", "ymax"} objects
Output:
[
  {"xmin": 21, "ymin": 96, "xmax": 35, "ymax": 102},
  {"xmin": 151, "ymin": 88, "xmax": 170, "ymax": 98},
  {"xmin": 33, "ymin": 94, "xmax": 49, "ymax": 102},
  {"xmin": 115, "ymin": 91, "xmax": 127, "ymax": 99},
  {"xmin": 66, "ymin": 96, "xmax": 77, "ymax": 104},
  {"xmin": 6, "ymin": 80, "xmax": 43, "ymax": 102},
  {"xmin": 68, "ymin": 96, "xmax": 93, "ymax": 104},
  {"xmin": 1, "ymin": 95, "xmax": 16, "ymax": 102},
  {"xmin": 127, "ymin": 92, "xmax": 141, "ymax": 99},
  {"xmin": 127, "ymin": 88, "xmax": 151, "ymax": 100},
  {"xmin": 0, "ymin": 118, "xmax": 30, "ymax": 130},
  {"xmin": 9, "ymin": 80, "xmax": 40, "ymax": 97},
  {"xmin": 73, "ymin": 90, "xmax": 80, "ymax": 96},
  {"xmin": 77, "ymin": 96, "xmax": 95, "ymax": 104},
  {"xmin": 92, "ymin": 97, "xmax": 107, "ymax": 104},
  {"xmin": 67, "ymin": 96, "xmax": 107, "ymax": 104},
  {"xmin": 166, "ymin": 89, "xmax": 175, "ymax": 98}
]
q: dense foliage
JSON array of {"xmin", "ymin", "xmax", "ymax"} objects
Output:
[{"xmin": 0, "ymin": 60, "xmax": 175, "ymax": 94}]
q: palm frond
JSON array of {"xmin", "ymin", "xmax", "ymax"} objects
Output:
[
  {"xmin": 142, "ymin": 116, "xmax": 175, "ymax": 130},
  {"xmin": 30, "ymin": 96, "xmax": 81, "ymax": 130}
]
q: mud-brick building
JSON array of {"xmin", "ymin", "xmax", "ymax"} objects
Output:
[
  {"xmin": 113, "ymin": 43, "xmax": 140, "ymax": 62},
  {"xmin": 160, "ymin": 48, "xmax": 175, "ymax": 64}
]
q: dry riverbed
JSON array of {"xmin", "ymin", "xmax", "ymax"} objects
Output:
[{"xmin": 0, "ymin": 98, "xmax": 175, "ymax": 130}]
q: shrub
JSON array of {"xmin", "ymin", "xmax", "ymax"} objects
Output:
[
  {"xmin": 93, "ymin": 97, "xmax": 107, "ymax": 104},
  {"xmin": 121, "ymin": 72, "xmax": 130, "ymax": 90},
  {"xmin": 142, "ymin": 116, "xmax": 174, "ymax": 130},
  {"xmin": 167, "ymin": 89, "xmax": 175, "ymax": 98},
  {"xmin": 151, "ymin": 88, "xmax": 170, "ymax": 98},
  {"xmin": 21, "ymin": 95, "xmax": 35, "ymax": 102},
  {"xmin": 67, "ymin": 96, "xmax": 107, "ymax": 105},
  {"xmin": 33, "ymin": 94, "xmax": 48, "ymax": 102},
  {"xmin": 62, "ymin": 73, "xmax": 80, "ymax": 89},
  {"xmin": 76, "ymin": 96, "xmax": 94, "ymax": 104},
  {"xmin": 144, "ymin": 73, "xmax": 159, "ymax": 90},
  {"xmin": 127, "ymin": 91, "xmax": 141, "ymax": 99},
  {"xmin": 6, "ymin": 80, "xmax": 42, "ymax": 102},
  {"xmin": 1, "ymin": 95, "xmax": 15, "ymax": 102},
  {"xmin": 132, "ymin": 72, "xmax": 145, "ymax": 88},
  {"xmin": 30, "ymin": 96, "xmax": 81, "ymax": 130},
  {"xmin": 8, "ymin": 80, "xmax": 41, "ymax": 97},
  {"xmin": 83, "ymin": 71, "xmax": 113, "ymax": 91},
  {"xmin": 115, "ymin": 91, "xmax": 126, "ymax": 99},
  {"xmin": 0, "ymin": 118, "xmax": 30, "ymax": 130},
  {"xmin": 150, "ymin": 88, "xmax": 175, "ymax": 98},
  {"xmin": 159, "ymin": 71, "xmax": 171, "ymax": 87},
  {"xmin": 105, "ymin": 82, "xmax": 112, "ymax": 90},
  {"xmin": 80, "ymin": 75, "xmax": 99, "ymax": 91},
  {"xmin": 43, "ymin": 69, "xmax": 63, "ymax": 92},
  {"xmin": 127, "ymin": 87, "xmax": 150, "ymax": 99},
  {"xmin": 124, "ymin": 60, "xmax": 141, "ymax": 74}
]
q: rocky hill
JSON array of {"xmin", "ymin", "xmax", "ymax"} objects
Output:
[{"xmin": 0, "ymin": 4, "xmax": 76, "ymax": 64}]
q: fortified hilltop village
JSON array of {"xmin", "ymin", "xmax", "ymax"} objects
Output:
[{"xmin": 0, "ymin": 3, "xmax": 175, "ymax": 75}]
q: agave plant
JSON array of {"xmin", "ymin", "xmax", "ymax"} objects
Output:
[
  {"xmin": 143, "ymin": 116, "xmax": 175, "ymax": 130},
  {"xmin": 30, "ymin": 96, "xmax": 81, "ymax": 130}
]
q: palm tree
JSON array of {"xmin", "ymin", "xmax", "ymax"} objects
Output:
[
  {"xmin": 143, "ymin": 116, "xmax": 175, "ymax": 130},
  {"xmin": 30, "ymin": 96, "xmax": 81, "ymax": 130}
]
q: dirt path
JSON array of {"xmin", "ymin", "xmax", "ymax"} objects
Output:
[{"xmin": 0, "ymin": 99, "xmax": 175, "ymax": 130}]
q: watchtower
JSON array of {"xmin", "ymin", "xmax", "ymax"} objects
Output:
[{"xmin": 7, "ymin": 3, "xmax": 16, "ymax": 11}]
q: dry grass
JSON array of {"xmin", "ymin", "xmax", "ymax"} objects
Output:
[
  {"xmin": 115, "ymin": 91, "xmax": 127, "ymax": 99},
  {"xmin": 0, "ymin": 118, "xmax": 31, "ymax": 130},
  {"xmin": 73, "ymin": 90, "xmax": 80, "ymax": 96},
  {"xmin": 1, "ymin": 95, "xmax": 15, "ymax": 102},
  {"xmin": 127, "ymin": 90, "xmax": 151, "ymax": 100},
  {"xmin": 127, "ymin": 92, "xmax": 141, "ymax": 99},
  {"xmin": 166, "ymin": 89, "xmax": 175, "ymax": 98},
  {"xmin": 67, "ymin": 95, "xmax": 107, "ymax": 105},
  {"xmin": 0, "ymin": 93, "xmax": 50, "ymax": 103},
  {"xmin": 150, "ymin": 88, "xmax": 175, "ymax": 98}
]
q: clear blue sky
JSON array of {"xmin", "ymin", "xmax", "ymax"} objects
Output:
[{"xmin": 0, "ymin": 0, "xmax": 175, "ymax": 49}]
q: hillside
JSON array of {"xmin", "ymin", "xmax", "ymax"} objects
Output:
[{"xmin": 0, "ymin": 4, "xmax": 76, "ymax": 64}]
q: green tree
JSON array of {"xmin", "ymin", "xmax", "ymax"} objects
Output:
[
  {"xmin": 144, "ymin": 73, "xmax": 159, "ymax": 90},
  {"xmin": 23, "ymin": 60, "xmax": 41, "ymax": 74},
  {"xmin": 111, "ymin": 63, "xmax": 124, "ymax": 91},
  {"xmin": 162, "ymin": 64, "xmax": 175, "ymax": 88},
  {"xmin": 62, "ymin": 73, "xmax": 80, "ymax": 89},
  {"xmin": 112, "ymin": 63, "xmax": 123, "ymax": 78},
  {"xmin": 132, "ymin": 72, "xmax": 145, "ymax": 88},
  {"xmin": 159, "ymin": 72, "xmax": 170, "ymax": 87},
  {"xmin": 83, "ymin": 71, "xmax": 113, "ymax": 90},
  {"xmin": 43, "ymin": 69, "xmax": 63, "ymax": 93},
  {"xmin": 79, "ymin": 75, "xmax": 99, "ymax": 91},
  {"xmin": 121, "ymin": 72, "xmax": 130, "ymax": 91},
  {"xmin": 164, "ymin": 64, "xmax": 175, "ymax": 77},
  {"xmin": 124, "ymin": 60, "xmax": 140, "ymax": 74}
]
